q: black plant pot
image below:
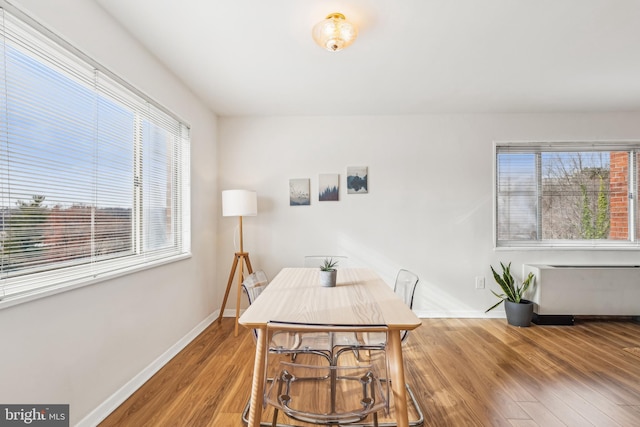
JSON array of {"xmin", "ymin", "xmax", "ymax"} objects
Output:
[{"xmin": 504, "ymin": 299, "xmax": 534, "ymax": 327}]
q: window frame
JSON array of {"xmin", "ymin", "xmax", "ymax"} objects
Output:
[
  {"xmin": 0, "ymin": 3, "xmax": 191, "ymax": 308},
  {"xmin": 494, "ymin": 141, "xmax": 640, "ymax": 250}
]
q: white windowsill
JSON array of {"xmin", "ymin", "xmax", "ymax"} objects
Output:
[{"xmin": 0, "ymin": 252, "xmax": 192, "ymax": 311}]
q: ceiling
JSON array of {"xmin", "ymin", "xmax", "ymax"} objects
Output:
[{"xmin": 95, "ymin": 0, "xmax": 640, "ymax": 117}]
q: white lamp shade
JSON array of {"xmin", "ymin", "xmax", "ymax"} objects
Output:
[{"xmin": 222, "ymin": 189, "xmax": 257, "ymax": 217}]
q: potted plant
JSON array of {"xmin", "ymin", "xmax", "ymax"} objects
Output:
[
  {"xmin": 485, "ymin": 262, "xmax": 535, "ymax": 327},
  {"xmin": 319, "ymin": 258, "xmax": 339, "ymax": 287}
]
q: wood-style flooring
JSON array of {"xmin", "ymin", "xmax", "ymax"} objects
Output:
[{"xmin": 99, "ymin": 318, "xmax": 640, "ymax": 426}]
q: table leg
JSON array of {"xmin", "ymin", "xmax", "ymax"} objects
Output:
[
  {"xmin": 247, "ymin": 327, "xmax": 267, "ymax": 427},
  {"xmin": 387, "ymin": 329, "xmax": 409, "ymax": 427},
  {"xmin": 234, "ymin": 256, "xmax": 244, "ymax": 336}
]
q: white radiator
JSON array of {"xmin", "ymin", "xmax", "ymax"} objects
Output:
[{"xmin": 524, "ymin": 264, "xmax": 640, "ymax": 316}]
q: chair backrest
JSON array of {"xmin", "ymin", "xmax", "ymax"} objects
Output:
[
  {"xmin": 394, "ymin": 269, "xmax": 419, "ymax": 309},
  {"xmin": 394, "ymin": 269, "xmax": 419, "ymax": 342},
  {"xmin": 267, "ymin": 321, "xmax": 388, "ymax": 337},
  {"xmin": 241, "ymin": 270, "xmax": 269, "ymax": 305},
  {"xmin": 303, "ymin": 255, "xmax": 348, "ymax": 268},
  {"xmin": 242, "ymin": 270, "xmax": 269, "ymax": 342}
]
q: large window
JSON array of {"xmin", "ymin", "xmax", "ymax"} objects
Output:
[
  {"xmin": 0, "ymin": 6, "xmax": 190, "ymax": 305},
  {"xmin": 496, "ymin": 142, "xmax": 640, "ymax": 248}
]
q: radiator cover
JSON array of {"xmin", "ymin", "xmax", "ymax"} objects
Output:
[{"xmin": 523, "ymin": 264, "xmax": 640, "ymax": 316}]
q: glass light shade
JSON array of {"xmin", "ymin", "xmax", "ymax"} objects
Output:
[
  {"xmin": 312, "ymin": 13, "xmax": 358, "ymax": 52},
  {"xmin": 222, "ymin": 189, "xmax": 257, "ymax": 217}
]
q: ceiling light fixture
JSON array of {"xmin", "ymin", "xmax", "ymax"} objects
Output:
[{"xmin": 312, "ymin": 12, "xmax": 358, "ymax": 52}]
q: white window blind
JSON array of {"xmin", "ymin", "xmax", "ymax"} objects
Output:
[
  {"xmin": 496, "ymin": 142, "xmax": 640, "ymax": 249},
  {"xmin": 0, "ymin": 5, "xmax": 190, "ymax": 305}
]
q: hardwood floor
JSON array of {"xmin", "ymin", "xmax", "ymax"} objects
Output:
[{"xmin": 99, "ymin": 318, "xmax": 640, "ymax": 426}]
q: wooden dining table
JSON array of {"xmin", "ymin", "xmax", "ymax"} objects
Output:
[{"xmin": 238, "ymin": 267, "xmax": 422, "ymax": 427}]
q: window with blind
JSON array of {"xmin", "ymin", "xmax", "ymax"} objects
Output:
[
  {"xmin": 0, "ymin": 5, "xmax": 190, "ymax": 305},
  {"xmin": 496, "ymin": 142, "xmax": 640, "ymax": 248}
]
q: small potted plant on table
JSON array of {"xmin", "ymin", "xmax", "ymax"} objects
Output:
[
  {"xmin": 319, "ymin": 258, "xmax": 339, "ymax": 287},
  {"xmin": 486, "ymin": 262, "xmax": 535, "ymax": 327}
]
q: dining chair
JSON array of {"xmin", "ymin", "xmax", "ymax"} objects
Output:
[
  {"xmin": 333, "ymin": 269, "xmax": 419, "ymax": 360},
  {"xmin": 393, "ymin": 269, "xmax": 420, "ymax": 341},
  {"xmin": 303, "ymin": 255, "xmax": 349, "ymax": 268},
  {"xmin": 264, "ymin": 321, "xmax": 389, "ymax": 427},
  {"xmin": 241, "ymin": 270, "xmax": 269, "ymax": 308}
]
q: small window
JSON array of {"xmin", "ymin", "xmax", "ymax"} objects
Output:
[
  {"xmin": 496, "ymin": 142, "xmax": 640, "ymax": 248},
  {"xmin": 0, "ymin": 6, "xmax": 190, "ymax": 305}
]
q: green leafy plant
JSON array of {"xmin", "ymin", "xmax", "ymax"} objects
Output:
[
  {"xmin": 485, "ymin": 262, "xmax": 535, "ymax": 312},
  {"xmin": 320, "ymin": 258, "xmax": 339, "ymax": 271}
]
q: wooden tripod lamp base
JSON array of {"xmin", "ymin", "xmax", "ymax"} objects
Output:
[
  {"xmin": 219, "ymin": 189, "xmax": 258, "ymax": 337},
  {"xmin": 217, "ymin": 251, "xmax": 253, "ymax": 336}
]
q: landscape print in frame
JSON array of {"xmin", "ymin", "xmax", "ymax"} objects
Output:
[
  {"xmin": 347, "ymin": 166, "xmax": 368, "ymax": 194},
  {"xmin": 319, "ymin": 173, "xmax": 339, "ymax": 201},
  {"xmin": 289, "ymin": 178, "xmax": 310, "ymax": 206}
]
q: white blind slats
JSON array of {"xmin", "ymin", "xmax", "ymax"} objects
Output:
[
  {"xmin": 496, "ymin": 143, "xmax": 638, "ymax": 248},
  {"xmin": 0, "ymin": 6, "xmax": 190, "ymax": 304}
]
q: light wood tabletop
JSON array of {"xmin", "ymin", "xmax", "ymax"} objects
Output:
[{"xmin": 238, "ymin": 267, "xmax": 422, "ymax": 427}]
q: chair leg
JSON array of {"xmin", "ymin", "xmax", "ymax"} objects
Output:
[
  {"xmin": 371, "ymin": 378, "xmax": 379, "ymax": 427},
  {"xmin": 330, "ymin": 366, "xmax": 337, "ymax": 413},
  {"xmin": 271, "ymin": 371, "xmax": 286, "ymax": 427}
]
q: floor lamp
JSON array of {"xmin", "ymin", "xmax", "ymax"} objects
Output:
[{"xmin": 217, "ymin": 189, "xmax": 257, "ymax": 336}]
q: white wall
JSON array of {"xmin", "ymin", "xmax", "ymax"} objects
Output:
[
  {"xmin": 0, "ymin": 1, "xmax": 218, "ymax": 425},
  {"xmin": 218, "ymin": 113, "xmax": 640, "ymax": 317}
]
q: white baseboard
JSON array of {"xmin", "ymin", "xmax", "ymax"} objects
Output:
[
  {"xmin": 222, "ymin": 308, "xmax": 246, "ymax": 318},
  {"xmin": 413, "ymin": 309, "xmax": 505, "ymax": 319},
  {"xmin": 76, "ymin": 310, "xmax": 219, "ymax": 427}
]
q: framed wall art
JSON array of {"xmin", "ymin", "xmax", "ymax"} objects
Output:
[
  {"xmin": 347, "ymin": 166, "xmax": 368, "ymax": 194},
  {"xmin": 319, "ymin": 173, "xmax": 339, "ymax": 201},
  {"xmin": 289, "ymin": 178, "xmax": 310, "ymax": 206}
]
